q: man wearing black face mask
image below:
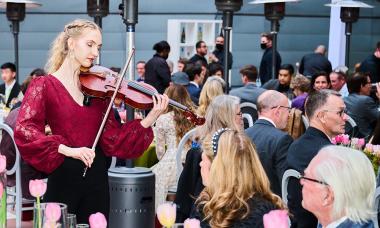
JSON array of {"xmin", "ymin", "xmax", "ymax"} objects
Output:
[
  {"xmin": 209, "ymin": 36, "xmax": 233, "ymax": 70},
  {"xmin": 259, "ymin": 32, "xmax": 282, "ymax": 85}
]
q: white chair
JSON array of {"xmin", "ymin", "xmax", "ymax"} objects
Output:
[
  {"xmin": 302, "ymin": 115, "xmax": 309, "ymax": 129},
  {"xmin": 281, "ymin": 169, "xmax": 301, "ymax": 206},
  {"xmin": 240, "ymin": 102, "xmax": 257, "ymax": 111},
  {"xmin": 0, "ymin": 122, "xmax": 34, "ymax": 228},
  {"xmin": 169, "ymin": 128, "xmax": 198, "ymax": 193},
  {"xmin": 373, "ymin": 186, "xmax": 380, "ymax": 228},
  {"xmin": 240, "ymin": 102, "xmax": 258, "ymax": 129},
  {"xmin": 109, "ymin": 156, "xmax": 117, "ymax": 169},
  {"xmin": 242, "ymin": 113, "xmax": 254, "ymax": 128}
]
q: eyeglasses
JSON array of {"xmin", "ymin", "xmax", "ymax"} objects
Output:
[
  {"xmin": 271, "ymin": 106, "xmax": 292, "ymax": 112},
  {"xmin": 299, "ymin": 172, "xmax": 329, "ymax": 186},
  {"xmin": 323, "ymin": 108, "xmax": 347, "ymax": 117},
  {"xmin": 200, "ymin": 46, "xmax": 207, "ymax": 48}
]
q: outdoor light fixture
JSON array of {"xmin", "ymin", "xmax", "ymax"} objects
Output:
[
  {"xmin": 215, "ymin": 0, "xmax": 243, "ymax": 93},
  {"xmin": 249, "ymin": 0, "xmax": 300, "ymax": 79},
  {"xmin": 326, "ymin": 0, "xmax": 373, "ymax": 67},
  {"xmin": 87, "ymin": 0, "xmax": 109, "ymax": 64},
  {"xmin": 87, "ymin": 0, "xmax": 109, "ymax": 28},
  {"xmin": 0, "ymin": 0, "xmax": 41, "ymax": 83}
]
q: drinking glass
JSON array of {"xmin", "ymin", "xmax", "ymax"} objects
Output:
[
  {"xmin": 66, "ymin": 213, "xmax": 77, "ymax": 228},
  {"xmin": 33, "ymin": 202, "xmax": 67, "ymax": 228}
]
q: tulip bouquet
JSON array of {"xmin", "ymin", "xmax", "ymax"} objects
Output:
[
  {"xmin": 157, "ymin": 202, "xmax": 200, "ymax": 228},
  {"xmin": 30, "ymin": 179, "xmax": 47, "ymax": 228},
  {"xmin": 0, "ymin": 155, "xmax": 6, "ymax": 228},
  {"xmin": 332, "ymin": 134, "xmax": 380, "ymax": 173}
]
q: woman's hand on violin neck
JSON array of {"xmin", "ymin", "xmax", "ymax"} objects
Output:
[
  {"xmin": 58, "ymin": 144, "xmax": 96, "ymax": 168},
  {"xmin": 140, "ymin": 94, "xmax": 169, "ymax": 128}
]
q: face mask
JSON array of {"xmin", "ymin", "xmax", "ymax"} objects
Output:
[
  {"xmin": 260, "ymin": 43, "xmax": 267, "ymax": 50},
  {"xmin": 215, "ymin": 44, "xmax": 224, "ymax": 51}
]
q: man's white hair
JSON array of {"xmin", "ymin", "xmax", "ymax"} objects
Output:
[{"xmin": 315, "ymin": 145, "xmax": 375, "ymax": 223}]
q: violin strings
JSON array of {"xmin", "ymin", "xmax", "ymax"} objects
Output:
[{"xmin": 127, "ymin": 81, "xmax": 189, "ymax": 111}]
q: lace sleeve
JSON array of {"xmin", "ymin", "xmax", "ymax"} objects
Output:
[
  {"xmin": 153, "ymin": 114, "xmax": 167, "ymax": 160},
  {"xmin": 14, "ymin": 78, "xmax": 68, "ymax": 174},
  {"xmin": 100, "ymin": 109, "xmax": 153, "ymax": 159}
]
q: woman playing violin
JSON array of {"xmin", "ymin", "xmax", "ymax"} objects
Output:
[{"xmin": 14, "ymin": 19, "xmax": 169, "ymax": 223}]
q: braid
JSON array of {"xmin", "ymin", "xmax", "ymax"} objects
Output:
[{"xmin": 45, "ymin": 19, "xmax": 101, "ymax": 74}]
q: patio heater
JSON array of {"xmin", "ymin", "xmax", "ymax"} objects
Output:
[
  {"xmin": 0, "ymin": 0, "xmax": 41, "ymax": 84},
  {"xmin": 215, "ymin": 0, "xmax": 243, "ymax": 93}
]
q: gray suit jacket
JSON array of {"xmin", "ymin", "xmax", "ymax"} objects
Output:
[
  {"xmin": 344, "ymin": 93, "xmax": 380, "ymax": 138},
  {"xmin": 229, "ymin": 82, "xmax": 266, "ymax": 104}
]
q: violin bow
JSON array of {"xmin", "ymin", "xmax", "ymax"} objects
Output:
[{"xmin": 83, "ymin": 48, "xmax": 136, "ymax": 177}]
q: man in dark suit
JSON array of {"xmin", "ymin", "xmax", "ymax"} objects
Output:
[
  {"xmin": 259, "ymin": 32, "xmax": 282, "ymax": 85},
  {"xmin": 299, "ymin": 45, "xmax": 332, "ymax": 78},
  {"xmin": 0, "ymin": 62, "xmax": 22, "ymax": 108},
  {"xmin": 245, "ymin": 90, "xmax": 293, "ymax": 196},
  {"xmin": 287, "ymin": 89, "xmax": 348, "ymax": 228},
  {"xmin": 344, "ymin": 72, "xmax": 380, "ymax": 138},
  {"xmin": 230, "ymin": 65, "xmax": 266, "ymax": 104},
  {"xmin": 185, "ymin": 63, "xmax": 203, "ymax": 105},
  {"xmin": 359, "ymin": 41, "xmax": 380, "ymax": 83}
]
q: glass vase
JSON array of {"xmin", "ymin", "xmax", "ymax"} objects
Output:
[
  {"xmin": 0, "ymin": 171, "xmax": 6, "ymax": 228},
  {"xmin": 33, "ymin": 202, "xmax": 68, "ymax": 228}
]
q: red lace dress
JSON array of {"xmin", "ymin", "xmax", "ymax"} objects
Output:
[
  {"xmin": 15, "ymin": 75, "xmax": 153, "ymax": 173},
  {"xmin": 14, "ymin": 75, "xmax": 153, "ymax": 222}
]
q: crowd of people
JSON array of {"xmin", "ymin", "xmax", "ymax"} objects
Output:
[{"xmin": 1, "ymin": 18, "xmax": 380, "ymax": 227}]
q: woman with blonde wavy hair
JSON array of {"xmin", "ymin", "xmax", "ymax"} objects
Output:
[
  {"xmin": 152, "ymin": 84, "xmax": 196, "ymax": 209},
  {"xmin": 196, "ymin": 130, "xmax": 285, "ymax": 228},
  {"xmin": 14, "ymin": 19, "xmax": 169, "ymax": 223},
  {"xmin": 197, "ymin": 76, "xmax": 226, "ymax": 117},
  {"xmin": 175, "ymin": 94, "xmax": 243, "ymax": 222}
]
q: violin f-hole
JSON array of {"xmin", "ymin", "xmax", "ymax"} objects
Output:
[{"xmin": 104, "ymin": 85, "xmax": 116, "ymax": 90}]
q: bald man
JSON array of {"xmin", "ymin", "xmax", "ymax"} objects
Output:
[
  {"xmin": 245, "ymin": 90, "xmax": 293, "ymax": 196},
  {"xmin": 299, "ymin": 45, "xmax": 332, "ymax": 78}
]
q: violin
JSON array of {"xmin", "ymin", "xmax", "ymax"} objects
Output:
[{"xmin": 79, "ymin": 65, "xmax": 205, "ymax": 126}]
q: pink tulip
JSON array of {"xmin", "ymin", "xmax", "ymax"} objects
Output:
[
  {"xmin": 374, "ymin": 145, "xmax": 380, "ymax": 155},
  {"xmin": 184, "ymin": 218, "xmax": 201, "ymax": 228},
  {"xmin": 29, "ymin": 179, "xmax": 47, "ymax": 198},
  {"xmin": 0, "ymin": 155, "xmax": 6, "ymax": 173},
  {"xmin": 89, "ymin": 212, "xmax": 107, "ymax": 228},
  {"xmin": 365, "ymin": 144, "xmax": 374, "ymax": 153},
  {"xmin": 334, "ymin": 134, "xmax": 343, "ymax": 144},
  {"xmin": 358, "ymin": 138, "xmax": 365, "ymax": 148},
  {"xmin": 331, "ymin": 138, "xmax": 337, "ymax": 145},
  {"xmin": 45, "ymin": 203, "xmax": 61, "ymax": 222},
  {"xmin": 263, "ymin": 210, "xmax": 289, "ymax": 228},
  {"xmin": 342, "ymin": 134, "xmax": 350, "ymax": 145},
  {"xmin": 157, "ymin": 203, "xmax": 176, "ymax": 227}
]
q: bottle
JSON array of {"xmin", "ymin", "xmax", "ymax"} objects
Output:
[
  {"xmin": 180, "ymin": 27, "xmax": 186, "ymax": 43},
  {"xmin": 197, "ymin": 25, "xmax": 202, "ymax": 41}
]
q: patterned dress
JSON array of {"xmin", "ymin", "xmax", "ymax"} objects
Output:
[{"xmin": 152, "ymin": 111, "xmax": 190, "ymax": 209}]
